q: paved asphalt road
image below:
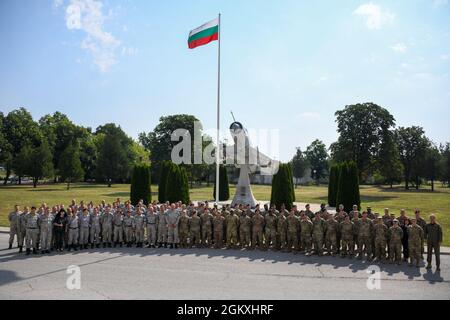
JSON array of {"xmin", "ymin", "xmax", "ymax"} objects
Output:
[{"xmin": 0, "ymin": 233, "xmax": 448, "ymax": 300}]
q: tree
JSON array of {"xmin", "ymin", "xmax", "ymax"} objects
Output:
[
  {"xmin": 395, "ymin": 126, "xmax": 429, "ymax": 190},
  {"xmin": 95, "ymin": 124, "xmax": 132, "ymax": 186},
  {"xmin": 305, "ymin": 139, "xmax": 328, "ymax": 182},
  {"xmin": 440, "ymin": 143, "xmax": 450, "ymax": 187},
  {"xmin": 158, "ymin": 160, "xmax": 171, "ymax": 202},
  {"xmin": 270, "ymin": 163, "xmax": 295, "ymax": 210},
  {"xmin": 130, "ymin": 164, "xmax": 152, "ymax": 205},
  {"xmin": 180, "ymin": 166, "xmax": 190, "ymax": 204},
  {"xmin": 213, "ymin": 165, "xmax": 230, "ymax": 201},
  {"xmin": 335, "ymin": 162, "xmax": 360, "ymax": 212},
  {"xmin": 423, "ymin": 144, "xmax": 442, "ymax": 192},
  {"xmin": 58, "ymin": 143, "xmax": 84, "ymax": 190},
  {"xmin": 79, "ymin": 128, "xmax": 98, "ymax": 181},
  {"xmin": 378, "ymin": 130, "xmax": 403, "ymax": 188},
  {"xmin": 165, "ymin": 163, "xmax": 190, "ymax": 204},
  {"xmin": 0, "ymin": 112, "xmax": 13, "ymax": 183},
  {"xmin": 27, "ymin": 140, "xmax": 54, "ymax": 187},
  {"xmin": 290, "ymin": 147, "xmax": 308, "ymax": 187},
  {"xmin": 14, "ymin": 145, "xmax": 33, "ymax": 183},
  {"xmin": 333, "ymin": 103, "xmax": 396, "ymax": 180},
  {"xmin": 3, "ymin": 108, "xmax": 41, "ymax": 184},
  {"xmin": 327, "ymin": 164, "xmax": 339, "ymax": 207}
]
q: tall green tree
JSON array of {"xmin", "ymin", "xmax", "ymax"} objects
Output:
[
  {"xmin": 58, "ymin": 142, "xmax": 84, "ymax": 190},
  {"xmin": 378, "ymin": 130, "xmax": 403, "ymax": 188},
  {"xmin": 165, "ymin": 163, "xmax": 190, "ymax": 204},
  {"xmin": 3, "ymin": 108, "xmax": 41, "ymax": 184},
  {"xmin": 213, "ymin": 165, "xmax": 230, "ymax": 201},
  {"xmin": 130, "ymin": 164, "xmax": 152, "ymax": 205},
  {"xmin": 335, "ymin": 162, "xmax": 360, "ymax": 212},
  {"xmin": 327, "ymin": 164, "xmax": 339, "ymax": 207},
  {"xmin": 333, "ymin": 103, "xmax": 396, "ymax": 180},
  {"xmin": 158, "ymin": 160, "xmax": 171, "ymax": 202},
  {"xmin": 270, "ymin": 163, "xmax": 295, "ymax": 210},
  {"xmin": 95, "ymin": 124, "xmax": 133, "ymax": 186},
  {"xmin": 27, "ymin": 140, "xmax": 54, "ymax": 187},
  {"xmin": 423, "ymin": 144, "xmax": 442, "ymax": 192},
  {"xmin": 395, "ymin": 126, "xmax": 429, "ymax": 190},
  {"xmin": 440, "ymin": 143, "xmax": 450, "ymax": 187},
  {"xmin": 291, "ymin": 147, "xmax": 308, "ymax": 187},
  {"xmin": 305, "ymin": 139, "xmax": 329, "ymax": 181}
]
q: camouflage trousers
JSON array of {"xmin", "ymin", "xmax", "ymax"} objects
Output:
[
  {"xmin": 25, "ymin": 228, "xmax": 39, "ymax": 249},
  {"xmin": 300, "ymin": 236, "xmax": 312, "ymax": 253},
  {"xmin": 167, "ymin": 226, "xmax": 179, "ymax": 244},
  {"xmin": 265, "ymin": 228, "xmax": 277, "ymax": 249},
  {"xmin": 389, "ymin": 241, "xmax": 402, "ymax": 263},
  {"xmin": 409, "ymin": 241, "xmax": 421, "ymax": 265},
  {"xmin": 374, "ymin": 238, "xmax": 387, "ymax": 260},
  {"xmin": 358, "ymin": 235, "xmax": 372, "ymax": 257},
  {"xmin": 201, "ymin": 226, "xmax": 212, "ymax": 246},
  {"xmin": 277, "ymin": 231, "xmax": 287, "ymax": 250},
  {"xmin": 79, "ymin": 227, "xmax": 90, "ymax": 245},
  {"xmin": 68, "ymin": 228, "xmax": 79, "ymax": 245},
  {"xmin": 226, "ymin": 229, "xmax": 238, "ymax": 247},
  {"xmin": 252, "ymin": 229, "xmax": 264, "ymax": 248},
  {"xmin": 157, "ymin": 226, "xmax": 167, "ymax": 243},
  {"xmin": 102, "ymin": 225, "xmax": 112, "ymax": 243},
  {"xmin": 214, "ymin": 231, "xmax": 223, "ymax": 248},
  {"xmin": 340, "ymin": 237, "xmax": 354, "ymax": 256},
  {"xmin": 9, "ymin": 226, "xmax": 17, "ymax": 246},
  {"xmin": 239, "ymin": 229, "xmax": 251, "ymax": 247},
  {"xmin": 325, "ymin": 233, "xmax": 338, "ymax": 254},
  {"xmin": 124, "ymin": 226, "xmax": 134, "ymax": 243},
  {"xmin": 190, "ymin": 229, "xmax": 201, "ymax": 247},
  {"xmin": 135, "ymin": 227, "xmax": 144, "ymax": 243},
  {"xmin": 286, "ymin": 231, "xmax": 298, "ymax": 251},
  {"xmin": 40, "ymin": 227, "xmax": 52, "ymax": 251},
  {"xmin": 179, "ymin": 230, "xmax": 189, "ymax": 247},
  {"xmin": 313, "ymin": 234, "xmax": 324, "ymax": 255},
  {"xmin": 17, "ymin": 229, "xmax": 26, "ymax": 247},
  {"xmin": 146, "ymin": 224, "xmax": 157, "ymax": 245},
  {"xmin": 113, "ymin": 225, "xmax": 123, "ymax": 243},
  {"xmin": 90, "ymin": 225, "xmax": 101, "ymax": 244}
]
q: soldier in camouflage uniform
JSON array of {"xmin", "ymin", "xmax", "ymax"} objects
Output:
[
  {"xmin": 286, "ymin": 210, "xmax": 300, "ymax": 253},
  {"xmin": 325, "ymin": 214, "xmax": 339, "ymax": 256},
  {"xmin": 38, "ymin": 208, "xmax": 53, "ymax": 254},
  {"xmin": 304, "ymin": 204, "xmax": 315, "ymax": 221},
  {"xmin": 178, "ymin": 210, "xmax": 190, "ymax": 248},
  {"xmin": 213, "ymin": 209, "xmax": 225, "ymax": 249},
  {"xmin": 79, "ymin": 209, "xmax": 91, "ymax": 249},
  {"xmin": 17, "ymin": 207, "xmax": 27, "ymax": 253},
  {"xmin": 373, "ymin": 216, "xmax": 388, "ymax": 262},
  {"xmin": 200, "ymin": 208, "xmax": 213, "ymax": 248},
  {"xmin": 8, "ymin": 205, "xmax": 21, "ymax": 249},
  {"xmin": 189, "ymin": 210, "xmax": 202, "ymax": 248},
  {"xmin": 425, "ymin": 214, "xmax": 443, "ymax": 271},
  {"xmin": 316, "ymin": 203, "xmax": 329, "ymax": 220},
  {"xmin": 388, "ymin": 219, "xmax": 404, "ymax": 265},
  {"xmin": 300, "ymin": 214, "xmax": 313, "ymax": 255},
  {"xmin": 101, "ymin": 207, "xmax": 114, "ymax": 248},
  {"xmin": 134, "ymin": 209, "xmax": 146, "ymax": 247},
  {"xmin": 264, "ymin": 208, "xmax": 278, "ymax": 250},
  {"xmin": 397, "ymin": 209, "xmax": 408, "ymax": 226},
  {"xmin": 251, "ymin": 209, "xmax": 265, "ymax": 250},
  {"xmin": 414, "ymin": 210, "xmax": 427, "ymax": 260},
  {"xmin": 312, "ymin": 213, "xmax": 326, "ymax": 256},
  {"xmin": 348, "ymin": 204, "xmax": 360, "ymax": 220},
  {"xmin": 357, "ymin": 212, "xmax": 374, "ymax": 260},
  {"xmin": 408, "ymin": 217, "xmax": 424, "ymax": 267},
  {"xmin": 340, "ymin": 215, "xmax": 354, "ymax": 258},
  {"xmin": 239, "ymin": 210, "xmax": 252, "ymax": 249},
  {"xmin": 226, "ymin": 209, "xmax": 240, "ymax": 248},
  {"xmin": 145, "ymin": 207, "xmax": 158, "ymax": 248},
  {"xmin": 123, "ymin": 210, "xmax": 135, "ymax": 247},
  {"xmin": 276, "ymin": 208, "xmax": 287, "ymax": 251},
  {"xmin": 157, "ymin": 206, "xmax": 168, "ymax": 248},
  {"xmin": 113, "ymin": 209, "xmax": 124, "ymax": 247},
  {"xmin": 382, "ymin": 208, "xmax": 391, "ymax": 227},
  {"xmin": 67, "ymin": 208, "xmax": 80, "ymax": 251},
  {"xmin": 166, "ymin": 204, "xmax": 180, "ymax": 249},
  {"xmin": 90, "ymin": 208, "xmax": 102, "ymax": 248}
]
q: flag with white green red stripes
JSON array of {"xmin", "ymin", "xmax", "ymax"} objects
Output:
[{"xmin": 188, "ymin": 18, "xmax": 219, "ymax": 49}]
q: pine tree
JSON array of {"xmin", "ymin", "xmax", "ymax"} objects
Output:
[
  {"xmin": 213, "ymin": 165, "xmax": 230, "ymax": 201},
  {"xmin": 347, "ymin": 161, "xmax": 360, "ymax": 210},
  {"xmin": 158, "ymin": 160, "xmax": 171, "ymax": 203},
  {"xmin": 270, "ymin": 163, "xmax": 295, "ymax": 210},
  {"xmin": 335, "ymin": 162, "xmax": 360, "ymax": 212},
  {"xmin": 130, "ymin": 164, "xmax": 152, "ymax": 205},
  {"xmin": 327, "ymin": 164, "xmax": 339, "ymax": 207}
]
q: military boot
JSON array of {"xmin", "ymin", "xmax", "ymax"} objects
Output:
[
  {"xmin": 113, "ymin": 242, "xmax": 117, "ymax": 248},
  {"xmin": 8, "ymin": 244, "xmax": 12, "ymax": 249},
  {"xmin": 74, "ymin": 245, "xmax": 78, "ymax": 251},
  {"xmin": 26, "ymin": 248, "xmax": 31, "ymax": 255},
  {"xmin": 103, "ymin": 243, "xmax": 107, "ymax": 248},
  {"xmin": 96, "ymin": 243, "xmax": 100, "ymax": 248},
  {"xmin": 119, "ymin": 242, "xmax": 123, "ymax": 247},
  {"xmin": 32, "ymin": 248, "xmax": 37, "ymax": 254}
]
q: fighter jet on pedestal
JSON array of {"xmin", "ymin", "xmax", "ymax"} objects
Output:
[{"xmin": 224, "ymin": 120, "xmax": 279, "ymax": 208}]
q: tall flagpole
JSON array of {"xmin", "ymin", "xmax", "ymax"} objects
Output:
[{"xmin": 215, "ymin": 13, "xmax": 221, "ymax": 205}]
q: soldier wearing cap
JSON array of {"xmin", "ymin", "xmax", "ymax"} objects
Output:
[
  {"xmin": 388, "ymin": 219, "xmax": 403, "ymax": 265},
  {"xmin": 424, "ymin": 214, "xmax": 443, "ymax": 271}
]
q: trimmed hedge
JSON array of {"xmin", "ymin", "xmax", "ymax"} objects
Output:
[
  {"xmin": 270, "ymin": 163, "xmax": 295, "ymax": 210},
  {"xmin": 158, "ymin": 160, "xmax": 171, "ymax": 203},
  {"xmin": 213, "ymin": 165, "xmax": 230, "ymax": 201}
]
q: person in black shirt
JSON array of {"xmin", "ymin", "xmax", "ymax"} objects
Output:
[{"xmin": 53, "ymin": 209, "xmax": 67, "ymax": 252}]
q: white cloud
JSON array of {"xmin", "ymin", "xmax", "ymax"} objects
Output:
[
  {"xmin": 62, "ymin": 0, "xmax": 121, "ymax": 72},
  {"xmin": 433, "ymin": 0, "xmax": 448, "ymax": 8},
  {"xmin": 353, "ymin": 3, "xmax": 395, "ymax": 30},
  {"xmin": 390, "ymin": 43, "xmax": 407, "ymax": 53}
]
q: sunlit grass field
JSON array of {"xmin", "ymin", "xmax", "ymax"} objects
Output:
[{"xmin": 1, "ymin": 183, "xmax": 449, "ymax": 245}]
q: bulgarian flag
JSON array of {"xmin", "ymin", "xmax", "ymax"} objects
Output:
[{"xmin": 188, "ymin": 18, "xmax": 219, "ymax": 49}]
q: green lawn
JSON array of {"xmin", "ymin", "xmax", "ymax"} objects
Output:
[{"xmin": 1, "ymin": 183, "xmax": 449, "ymax": 245}]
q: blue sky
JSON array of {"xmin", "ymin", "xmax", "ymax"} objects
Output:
[{"xmin": 0, "ymin": 0, "xmax": 449, "ymax": 161}]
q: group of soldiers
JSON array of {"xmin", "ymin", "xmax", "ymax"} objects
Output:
[{"xmin": 7, "ymin": 199, "xmax": 443, "ymax": 271}]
